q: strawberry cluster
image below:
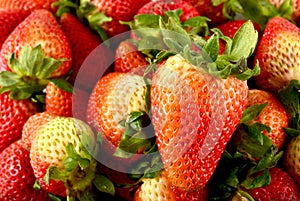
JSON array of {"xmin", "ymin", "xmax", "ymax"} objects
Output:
[{"xmin": 0, "ymin": 0, "xmax": 300, "ymax": 201}]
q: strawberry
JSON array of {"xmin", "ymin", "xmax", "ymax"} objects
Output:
[
  {"xmin": 59, "ymin": 12, "xmax": 102, "ymax": 86},
  {"xmin": 245, "ymin": 167, "xmax": 300, "ymax": 201},
  {"xmin": 114, "ymin": 40, "xmax": 149, "ymax": 74},
  {"xmin": 150, "ymin": 54, "xmax": 249, "ymax": 191},
  {"xmin": 0, "ymin": 9, "xmax": 30, "ymax": 49},
  {"xmin": 136, "ymin": 0, "xmax": 200, "ymax": 22},
  {"xmin": 0, "ymin": 91, "xmax": 38, "ymax": 152},
  {"xmin": 284, "ymin": 134, "xmax": 300, "ymax": 185},
  {"xmin": 21, "ymin": 111, "xmax": 57, "ymax": 150},
  {"xmin": 245, "ymin": 89, "xmax": 289, "ymax": 150},
  {"xmin": 254, "ymin": 17, "xmax": 300, "ymax": 93},
  {"xmin": 0, "ymin": 141, "xmax": 50, "ymax": 201},
  {"xmin": 0, "ymin": 0, "xmax": 58, "ymax": 12},
  {"xmin": 0, "ymin": 9, "xmax": 72, "ymax": 100},
  {"xmin": 30, "ymin": 116, "xmax": 97, "ymax": 199},
  {"xmin": 45, "ymin": 81, "xmax": 73, "ymax": 117},
  {"xmin": 134, "ymin": 171, "xmax": 209, "ymax": 201}
]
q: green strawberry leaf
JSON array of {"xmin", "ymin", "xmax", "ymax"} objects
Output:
[
  {"xmin": 48, "ymin": 193, "xmax": 62, "ymax": 201},
  {"xmin": 33, "ymin": 180, "xmax": 42, "ymax": 190},
  {"xmin": 0, "ymin": 70, "xmax": 21, "ymax": 86},
  {"xmin": 93, "ymin": 174, "xmax": 115, "ymax": 196},
  {"xmin": 77, "ymin": 191, "xmax": 95, "ymax": 201},
  {"xmin": 64, "ymin": 157, "xmax": 79, "ymax": 171},
  {"xmin": 240, "ymin": 102, "xmax": 268, "ymax": 124},
  {"xmin": 182, "ymin": 16, "xmax": 210, "ymax": 36},
  {"xmin": 66, "ymin": 143, "xmax": 81, "ymax": 159},
  {"xmin": 241, "ymin": 169, "xmax": 271, "ymax": 189},
  {"xmin": 50, "ymin": 78, "xmax": 74, "ymax": 93},
  {"xmin": 52, "ymin": 0, "xmax": 79, "ymax": 17},
  {"xmin": 284, "ymin": 127, "xmax": 300, "ymax": 137},
  {"xmin": 44, "ymin": 166, "xmax": 68, "ymax": 185},
  {"xmin": 203, "ymin": 33, "xmax": 220, "ymax": 62}
]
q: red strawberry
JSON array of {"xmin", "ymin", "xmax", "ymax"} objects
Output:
[
  {"xmin": 137, "ymin": 0, "xmax": 199, "ymax": 22},
  {"xmin": 134, "ymin": 171, "xmax": 209, "ymax": 201},
  {"xmin": 88, "ymin": 0, "xmax": 151, "ymax": 37},
  {"xmin": 245, "ymin": 89, "xmax": 289, "ymax": 150},
  {"xmin": 45, "ymin": 82, "xmax": 73, "ymax": 117},
  {"xmin": 0, "ymin": 0, "xmax": 58, "ymax": 12},
  {"xmin": 114, "ymin": 40, "xmax": 149, "ymax": 74},
  {"xmin": 254, "ymin": 17, "xmax": 300, "ymax": 93},
  {"xmin": 0, "ymin": 141, "xmax": 50, "ymax": 201},
  {"xmin": 245, "ymin": 167, "xmax": 300, "ymax": 201},
  {"xmin": 0, "ymin": 91, "xmax": 38, "ymax": 152},
  {"xmin": 185, "ymin": 0, "xmax": 228, "ymax": 25},
  {"xmin": 284, "ymin": 133, "xmax": 300, "ymax": 185},
  {"xmin": 59, "ymin": 13, "xmax": 102, "ymax": 85},
  {"xmin": 150, "ymin": 55, "xmax": 249, "ymax": 191},
  {"xmin": 0, "ymin": 9, "xmax": 30, "ymax": 49},
  {"xmin": 30, "ymin": 116, "xmax": 97, "ymax": 198},
  {"xmin": 21, "ymin": 111, "xmax": 57, "ymax": 150}
]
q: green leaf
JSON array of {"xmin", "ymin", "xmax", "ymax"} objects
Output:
[
  {"xmin": 33, "ymin": 180, "xmax": 42, "ymax": 190},
  {"xmin": 64, "ymin": 157, "xmax": 79, "ymax": 171},
  {"xmin": 240, "ymin": 102, "xmax": 268, "ymax": 124},
  {"xmin": 50, "ymin": 78, "xmax": 73, "ymax": 93},
  {"xmin": 0, "ymin": 70, "xmax": 21, "ymax": 86},
  {"xmin": 241, "ymin": 169, "xmax": 271, "ymax": 189},
  {"xmin": 93, "ymin": 174, "xmax": 115, "ymax": 196},
  {"xmin": 78, "ymin": 158, "xmax": 91, "ymax": 169},
  {"xmin": 229, "ymin": 20, "xmax": 258, "ymax": 61},
  {"xmin": 48, "ymin": 193, "xmax": 62, "ymax": 201},
  {"xmin": 182, "ymin": 16, "xmax": 210, "ymax": 36},
  {"xmin": 235, "ymin": 61, "xmax": 260, "ymax": 80},
  {"xmin": 244, "ymin": 123, "xmax": 271, "ymax": 145},
  {"xmin": 284, "ymin": 127, "xmax": 300, "ymax": 137},
  {"xmin": 203, "ymin": 33, "xmax": 220, "ymax": 62},
  {"xmin": 66, "ymin": 143, "xmax": 81, "ymax": 159},
  {"xmin": 44, "ymin": 166, "xmax": 68, "ymax": 185}
]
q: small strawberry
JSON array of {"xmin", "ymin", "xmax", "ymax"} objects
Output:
[
  {"xmin": 245, "ymin": 167, "xmax": 300, "ymax": 201},
  {"xmin": 134, "ymin": 171, "xmax": 209, "ymax": 201},
  {"xmin": 245, "ymin": 89, "xmax": 290, "ymax": 150},
  {"xmin": 0, "ymin": 141, "xmax": 50, "ymax": 201},
  {"xmin": 30, "ymin": 116, "xmax": 97, "ymax": 199},
  {"xmin": 0, "ymin": 9, "xmax": 30, "ymax": 49},
  {"xmin": 0, "ymin": 91, "xmax": 38, "ymax": 152},
  {"xmin": 114, "ymin": 40, "xmax": 149, "ymax": 74},
  {"xmin": 0, "ymin": 9, "xmax": 72, "ymax": 100},
  {"xmin": 254, "ymin": 17, "xmax": 300, "ymax": 93},
  {"xmin": 45, "ymin": 81, "xmax": 73, "ymax": 117},
  {"xmin": 284, "ymin": 134, "xmax": 300, "ymax": 185},
  {"xmin": 0, "ymin": 0, "xmax": 59, "ymax": 12},
  {"xmin": 21, "ymin": 111, "xmax": 57, "ymax": 150},
  {"xmin": 59, "ymin": 12, "xmax": 102, "ymax": 86}
]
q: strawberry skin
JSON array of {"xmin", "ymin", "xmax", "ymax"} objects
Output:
[
  {"xmin": 246, "ymin": 89, "xmax": 289, "ymax": 150},
  {"xmin": 0, "ymin": 91, "xmax": 38, "ymax": 152},
  {"xmin": 59, "ymin": 13, "xmax": 102, "ymax": 85},
  {"xmin": 0, "ymin": 0, "xmax": 58, "ymax": 12},
  {"xmin": 0, "ymin": 9, "xmax": 72, "ymax": 78},
  {"xmin": 245, "ymin": 167, "xmax": 300, "ymax": 201},
  {"xmin": 0, "ymin": 9, "xmax": 30, "ymax": 49},
  {"xmin": 137, "ymin": 0, "xmax": 199, "ymax": 22},
  {"xmin": 0, "ymin": 141, "xmax": 50, "ymax": 201},
  {"xmin": 284, "ymin": 134, "xmax": 300, "ymax": 185},
  {"xmin": 254, "ymin": 17, "xmax": 300, "ymax": 93},
  {"xmin": 21, "ymin": 111, "xmax": 57, "ymax": 150},
  {"xmin": 151, "ymin": 55, "xmax": 248, "ymax": 191}
]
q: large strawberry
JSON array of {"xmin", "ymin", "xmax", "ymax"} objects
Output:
[
  {"xmin": 0, "ymin": 141, "xmax": 51, "ymax": 201},
  {"xmin": 245, "ymin": 89, "xmax": 289, "ymax": 150},
  {"xmin": 0, "ymin": 9, "xmax": 72, "ymax": 100},
  {"xmin": 254, "ymin": 17, "xmax": 300, "ymax": 93},
  {"xmin": 134, "ymin": 171, "xmax": 209, "ymax": 201},
  {"xmin": 0, "ymin": 91, "xmax": 38, "ymax": 152},
  {"xmin": 30, "ymin": 116, "xmax": 98, "ymax": 199},
  {"xmin": 0, "ymin": 9, "xmax": 30, "ymax": 49},
  {"xmin": 0, "ymin": 0, "xmax": 58, "ymax": 12}
]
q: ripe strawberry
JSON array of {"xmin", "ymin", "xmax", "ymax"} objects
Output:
[
  {"xmin": 150, "ymin": 55, "xmax": 249, "ymax": 191},
  {"xmin": 254, "ymin": 16, "xmax": 300, "ymax": 93},
  {"xmin": 0, "ymin": 141, "xmax": 50, "ymax": 201},
  {"xmin": 30, "ymin": 116, "xmax": 97, "ymax": 198},
  {"xmin": 0, "ymin": 9, "xmax": 30, "ymax": 49},
  {"xmin": 0, "ymin": 0, "xmax": 58, "ymax": 12},
  {"xmin": 284, "ymin": 134, "xmax": 300, "ymax": 185},
  {"xmin": 0, "ymin": 9, "xmax": 72, "ymax": 78},
  {"xmin": 114, "ymin": 40, "xmax": 149, "ymax": 74},
  {"xmin": 136, "ymin": 0, "xmax": 199, "ymax": 22},
  {"xmin": 134, "ymin": 171, "xmax": 209, "ymax": 201},
  {"xmin": 59, "ymin": 13, "xmax": 102, "ymax": 85},
  {"xmin": 245, "ymin": 89, "xmax": 289, "ymax": 150},
  {"xmin": 21, "ymin": 111, "xmax": 57, "ymax": 150},
  {"xmin": 0, "ymin": 91, "xmax": 38, "ymax": 152},
  {"xmin": 45, "ymin": 82, "xmax": 73, "ymax": 117},
  {"xmin": 88, "ymin": 0, "xmax": 151, "ymax": 37},
  {"xmin": 245, "ymin": 167, "xmax": 300, "ymax": 200}
]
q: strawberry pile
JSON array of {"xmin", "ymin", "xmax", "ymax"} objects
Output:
[{"xmin": 0, "ymin": 0, "xmax": 300, "ymax": 201}]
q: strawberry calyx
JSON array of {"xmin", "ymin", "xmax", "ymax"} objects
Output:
[{"xmin": 0, "ymin": 45, "xmax": 73, "ymax": 101}]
